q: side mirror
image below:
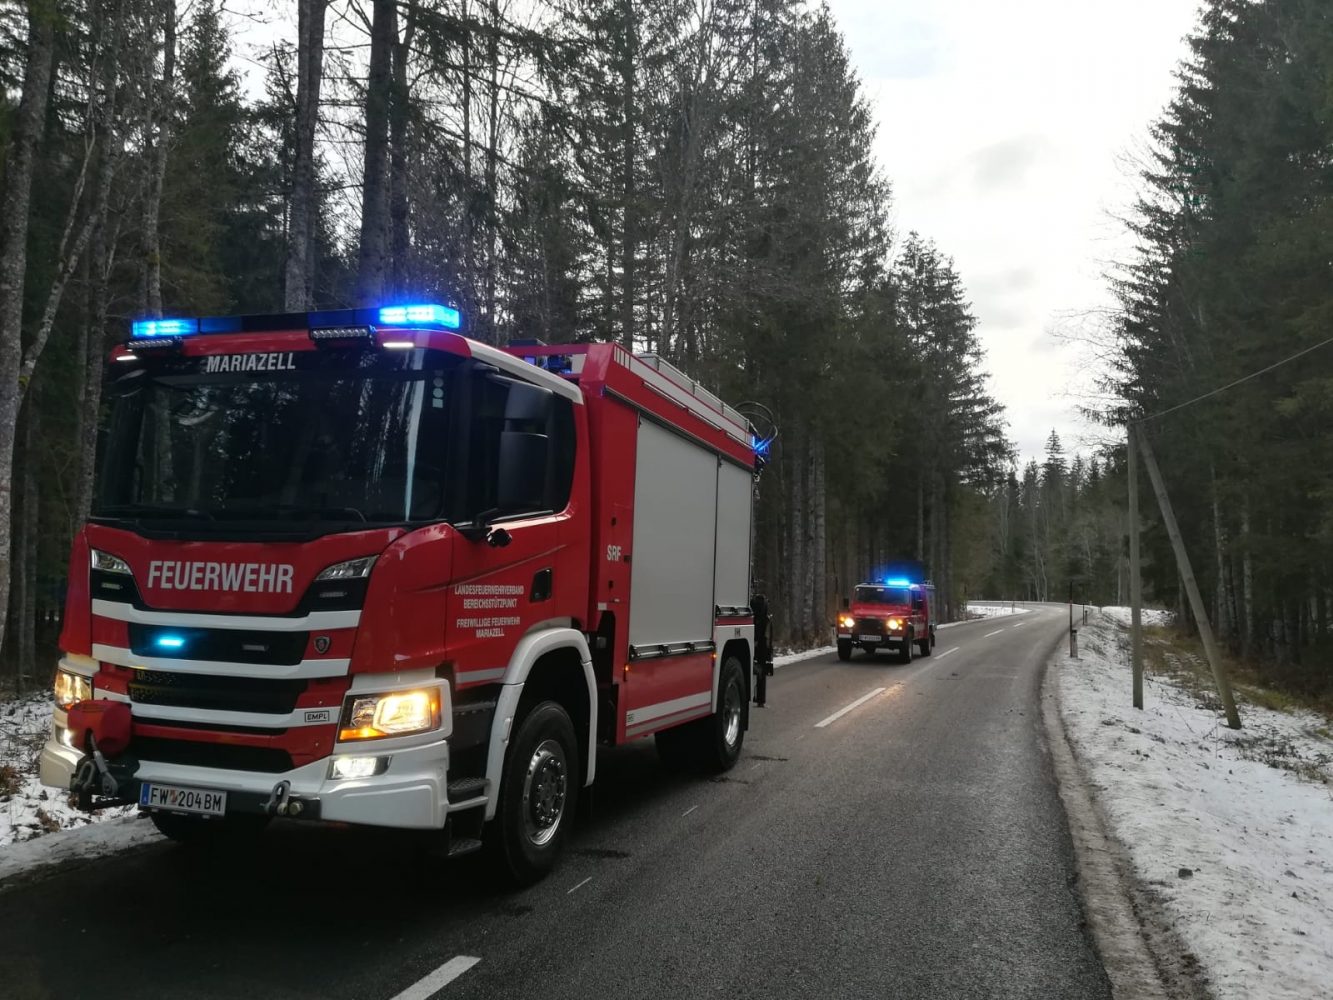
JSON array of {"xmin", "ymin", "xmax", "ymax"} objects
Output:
[{"xmin": 842, "ymin": 597, "xmax": 850, "ymax": 610}]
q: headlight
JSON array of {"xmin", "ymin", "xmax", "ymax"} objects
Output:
[
  {"xmin": 54, "ymin": 668, "xmax": 92, "ymax": 709},
  {"xmin": 329, "ymin": 755, "xmax": 391, "ymax": 779},
  {"xmin": 338, "ymin": 688, "xmax": 440, "ymax": 741},
  {"xmin": 838, "ymin": 615, "xmax": 854, "ymax": 628},
  {"xmin": 316, "ymin": 555, "xmax": 378, "ymax": 581},
  {"xmin": 887, "ymin": 618, "xmax": 903, "ymax": 631},
  {"xmin": 91, "ymin": 549, "xmax": 132, "ymax": 575}
]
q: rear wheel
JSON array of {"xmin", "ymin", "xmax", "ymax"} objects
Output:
[
  {"xmin": 654, "ymin": 655, "xmax": 747, "ymax": 773},
  {"xmin": 837, "ymin": 640, "xmax": 852, "ymax": 661},
  {"xmin": 492, "ymin": 701, "xmax": 579, "ymax": 886}
]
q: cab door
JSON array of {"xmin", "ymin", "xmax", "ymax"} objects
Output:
[{"xmin": 444, "ymin": 369, "xmax": 583, "ymax": 685}]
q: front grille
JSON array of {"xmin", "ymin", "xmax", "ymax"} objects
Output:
[
  {"xmin": 854, "ymin": 618, "xmax": 884, "ymax": 635},
  {"xmin": 133, "ymin": 736, "xmax": 293, "ymax": 773},
  {"xmin": 129, "ymin": 623, "xmax": 309, "ymax": 665},
  {"xmin": 129, "ymin": 670, "xmax": 307, "ymax": 715}
]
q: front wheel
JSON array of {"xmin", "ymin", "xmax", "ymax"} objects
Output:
[
  {"xmin": 492, "ymin": 701, "xmax": 579, "ymax": 886},
  {"xmin": 837, "ymin": 640, "xmax": 852, "ymax": 661},
  {"xmin": 918, "ymin": 634, "xmax": 932, "ymax": 657},
  {"xmin": 899, "ymin": 633, "xmax": 914, "ymax": 664}
]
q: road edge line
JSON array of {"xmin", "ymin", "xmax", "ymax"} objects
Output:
[{"xmin": 1040, "ymin": 647, "xmax": 1208, "ymax": 1000}]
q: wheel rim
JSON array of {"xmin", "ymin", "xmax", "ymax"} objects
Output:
[
  {"xmin": 722, "ymin": 679, "xmax": 742, "ymax": 749},
  {"xmin": 522, "ymin": 739, "xmax": 568, "ymax": 847}
]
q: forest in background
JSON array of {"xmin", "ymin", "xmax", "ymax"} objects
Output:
[
  {"xmin": 1103, "ymin": 0, "xmax": 1333, "ymax": 701},
  {"xmin": 0, "ymin": 0, "xmax": 1187, "ymax": 689}
]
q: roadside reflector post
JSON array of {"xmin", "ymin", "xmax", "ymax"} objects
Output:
[{"xmin": 1135, "ymin": 427, "xmax": 1241, "ymax": 729}]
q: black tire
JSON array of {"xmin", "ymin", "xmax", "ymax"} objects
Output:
[
  {"xmin": 654, "ymin": 655, "xmax": 747, "ymax": 774},
  {"xmin": 149, "ymin": 811, "xmax": 269, "ymax": 845},
  {"xmin": 837, "ymin": 640, "xmax": 852, "ymax": 661},
  {"xmin": 899, "ymin": 632, "xmax": 914, "ymax": 664},
  {"xmin": 918, "ymin": 634, "xmax": 931, "ymax": 656},
  {"xmin": 492, "ymin": 700, "xmax": 579, "ymax": 886}
]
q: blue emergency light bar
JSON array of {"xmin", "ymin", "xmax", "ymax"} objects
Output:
[
  {"xmin": 882, "ymin": 578, "xmax": 912, "ymax": 587},
  {"xmin": 128, "ymin": 303, "xmax": 464, "ymax": 340},
  {"xmin": 131, "ymin": 318, "xmax": 196, "ymax": 338},
  {"xmin": 378, "ymin": 304, "xmax": 460, "ymax": 329}
]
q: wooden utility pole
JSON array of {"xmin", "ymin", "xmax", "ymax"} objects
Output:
[
  {"xmin": 1136, "ymin": 429, "xmax": 1241, "ymax": 729},
  {"xmin": 1127, "ymin": 424, "xmax": 1144, "ymax": 709}
]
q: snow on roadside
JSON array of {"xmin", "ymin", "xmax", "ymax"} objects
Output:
[
  {"xmin": 1055, "ymin": 612, "xmax": 1333, "ymax": 1000},
  {"xmin": 0, "ymin": 814, "xmax": 160, "ymax": 886},
  {"xmin": 963, "ymin": 602, "xmax": 1031, "ymax": 619},
  {"xmin": 773, "ymin": 646, "xmax": 835, "ymax": 669},
  {"xmin": 1, "ymin": 693, "xmax": 135, "ymax": 849},
  {"xmin": 1098, "ymin": 605, "xmax": 1173, "ymax": 629}
]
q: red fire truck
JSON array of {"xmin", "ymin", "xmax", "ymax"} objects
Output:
[
  {"xmin": 40, "ymin": 304, "xmax": 773, "ymax": 883},
  {"xmin": 835, "ymin": 567, "xmax": 935, "ymax": 663}
]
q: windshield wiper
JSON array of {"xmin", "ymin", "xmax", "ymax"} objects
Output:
[
  {"xmin": 95, "ymin": 504, "xmax": 215, "ymax": 521},
  {"xmin": 216, "ymin": 503, "xmax": 368, "ymax": 523}
]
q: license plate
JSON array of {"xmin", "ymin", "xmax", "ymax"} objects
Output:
[
  {"xmin": 139, "ymin": 782, "xmax": 227, "ymax": 817},
  {"xmin": 858, "ymin": 634, "xmax": 881, "ymax": 643}
]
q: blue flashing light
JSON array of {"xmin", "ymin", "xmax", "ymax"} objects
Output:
[
  {"xmin": 131, "ymin": 318, "xmax": 196, "ymax": 338},
  {"xmin": 882, "ymin": 578, "xmax": 912, "ymax": 587},
  {"xmin": 751, "ymin": 435, "xmax": 772, "ymax": 458},
  {"xmin": 377, "ymin": 304, "xmax": 461, "ymax": 330},
  {"xmin": 155, "ymin": 635, "xmax": 186, "ymax": 650}
]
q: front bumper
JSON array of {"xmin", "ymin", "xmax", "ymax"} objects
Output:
[
  {"xmin": 835, "ymin": 631, "xmax": 907, "ymax": 647},
  {"xmin": 40, "ymin": 730, "xmax": 451, "ymax": 830}
]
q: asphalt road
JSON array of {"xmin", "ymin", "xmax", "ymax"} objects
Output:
[{"xmin": 0, "ymin": 604, "xmax": 1112, "ymax": 1000}]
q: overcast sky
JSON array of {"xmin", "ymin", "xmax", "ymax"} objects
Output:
[{"xmin": 824, "ymin": 0, "xmax": 1202, "ymax": 465}]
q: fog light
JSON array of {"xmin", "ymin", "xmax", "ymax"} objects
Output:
[{"xmin": 330, "ymin": 755, "xmax": 389, "ymax": 780}]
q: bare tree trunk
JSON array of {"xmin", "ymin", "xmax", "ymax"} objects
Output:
[
  {"xmin": 389, "ymin": 0, "xmax": 417, "ymax": 300},
  {"xmin": 810, "ymin": 436, "xmax": 826, "ymax": 632},
  {"xmin": 1240, "ymin": 497, "xmax": 1254, "ymax": 658},
  {"xmin": 141, "ymin": 0, "xmax": 176, "ymax": 316},
  {"xmin": 478, "ymin": 0, "xmax": 502, "ymax": 342},
  {"xmin": 461, "ymin": 0, "xmax": 474, "ymax": 315},
  {"xmin": 285, "ymin": 0, "xmax": 327, "ymax": 310},
  {"xmin": 0, "ymin": 0, "xmax": 56, "ymax": 666},
  {"xmin": 355, "ymin": 0, "xmax": 397, "ymax": 305},
  {"xmin": 1209, "ymin": 468, "xmax": 1232, "ymax": 642},
  {"xmin": 16, "ymin": 406, "xmax": 39, "ymax": 691},
  {"xmin": 619, "ymin": 0, "xmax": 637, "ymax": 350}
]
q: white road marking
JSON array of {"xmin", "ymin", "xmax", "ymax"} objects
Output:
[
  {"xmin": 389, "ymin": 956, "xmax": 481, "ymax": 1000},
  {"xmin": 681, "ymin": 804, "xmax": 699, "ymax": 817},
  {"xmin": 937, "ymin": 646, "xmax": 960, "ymax": 658},
  {"xmin": 815, "ymin": 687, "xmax": 887, "ymax": 728},
  {"xmin": 1011, "ymin": 621, "xmax": 1027, "ymax": 628},
  {"xmin": 983, "ymin": 629, "xmax": 1004, "ymax": 638},
  {"xmin": 567, "ymin": 877, "xmax": 592, "ymax": 895}
]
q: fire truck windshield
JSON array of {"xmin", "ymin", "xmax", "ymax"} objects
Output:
[
  {"xmin": 94, "ymin": 351, "xmax": 456, "ymax": 530},
  {"xmin": 855, "ymin": 585, "xmax": 912, "ymax": 606}
]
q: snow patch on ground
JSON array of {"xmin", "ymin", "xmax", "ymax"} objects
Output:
[
  {"xmin": 1056, "ymin": 612, "xmax": 1333, "ymax": 1000},
  {"xmin": 0, "ymin": 814, "xmax": 160, "ymax": 887},
  {"xmin": 963, "ymin": 602, "xmax": 1031, "ymax": 619},
  {"xmin": 1098, "ymin": 605, "xmax": 1174, "ymax": 629},
  {"xmin": 773, "ymin": 646, "xmax": 835, "ymax": 669},
  {"xmin": 1, "ymin": 693, "xmax": 134, "ymax": 849}
]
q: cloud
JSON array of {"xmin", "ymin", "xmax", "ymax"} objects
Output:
[
  {"xmin": 967, "ymin": 134, "xmax": 1057, "ymax": 192},
  {"xmin": 838, "ymin": 15, "xmax": 951, "ymax": 80}
]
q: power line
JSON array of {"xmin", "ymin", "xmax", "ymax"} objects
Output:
[{"xmin": 1134, "ymin": 332, "xmax": 1333, "ymax": 424}]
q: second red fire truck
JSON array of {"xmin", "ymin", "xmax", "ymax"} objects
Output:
[
  {"xmin": 835, "ymin": 567, "xmax": 936, "ymax": 663},
  {"xmin": 41, "ymin": 303, "xmax": 773, "ymax": 883}
]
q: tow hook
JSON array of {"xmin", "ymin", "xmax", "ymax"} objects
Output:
[
  {"xmin": 69, "ymin": 734, "xmax": 137, "ymax": 812},
  {"xmin": 263, "ymin": 780, "xmax": 312, "ymax": 818},
  {"xmin": 263, "ymin": 780, "xmax": 293, "ymax": 816}
]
